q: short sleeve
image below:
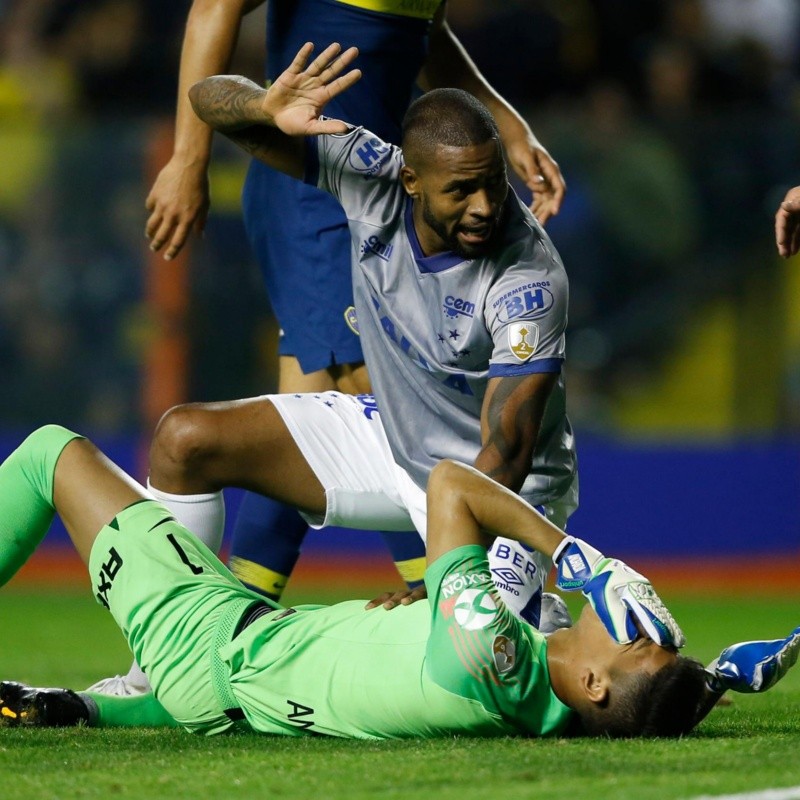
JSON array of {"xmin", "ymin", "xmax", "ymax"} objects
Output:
[
  {"xmin": 484, "ymin": 246, "xmax": 568, "ymax": 379},
  {"xmin": 307, "ymin": 125, "xmax": 404, "ymax": 221}
]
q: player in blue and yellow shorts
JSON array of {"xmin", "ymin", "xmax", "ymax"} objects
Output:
[{"xmin": 140, "ymin": 0, "xmax": 567, "ymax": 655}]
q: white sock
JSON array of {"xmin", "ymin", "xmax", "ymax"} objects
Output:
[
  {"xmin": 146, "ymin": 480, "xmax": 226, "ymax": 554},
  {"xmin": 124, "ymin": 660, "xmax": 150, "ymax": 690}
]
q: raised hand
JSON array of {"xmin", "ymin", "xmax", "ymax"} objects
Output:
[
  {"xmin": 189, "ymin": 43, "xmax": 361, "ymax": 139},
  {"xmin": 554, "ymin": 536, "xmax": 685, "ymax": 647},
  {"xmin": 266, "ymin": 42, "xmax": 362, "ymax": 137}
]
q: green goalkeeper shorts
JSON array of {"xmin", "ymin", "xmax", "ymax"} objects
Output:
[{"xmin": 88, "ymin": 499, "xmax": 270, "ymax": 734}]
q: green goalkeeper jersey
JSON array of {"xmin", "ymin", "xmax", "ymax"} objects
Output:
[{"xmin": 218, "ymin": 545, "xmax": 573, "ymax": 739}]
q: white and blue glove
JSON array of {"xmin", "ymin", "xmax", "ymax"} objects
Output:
[
  {"xmin": 706, "ymin": 625, "xmax": 800, "ymax": 694},
  {"xmin": 553, "ymin": 536, "xmax": 685, "ymax": 648}
]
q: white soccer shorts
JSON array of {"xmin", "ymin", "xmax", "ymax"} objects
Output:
[
  {"xmin": 268, "ymin": 391, "xmax": 578, "ymax": 626},
  {"xmin": 268, "ymin": 392, "xmax": 427, "ymax": 534}
]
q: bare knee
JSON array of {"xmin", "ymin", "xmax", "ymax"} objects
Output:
[{"xmin": 149, "ymin": 403, "xmax": 218, "ymax": 491}]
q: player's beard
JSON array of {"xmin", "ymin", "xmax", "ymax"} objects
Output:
[{"xmin": 421, "ymin": 196, "xmax": 500, "ymax": 260}]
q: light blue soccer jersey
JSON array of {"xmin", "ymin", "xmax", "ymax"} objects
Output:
[{"xmin": 307, "ymin": 128, "xmax": 577, "ymax": 508}]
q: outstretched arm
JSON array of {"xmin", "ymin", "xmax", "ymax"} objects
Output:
[
  {"xmin": 420, "ymin": 6, "xmax": 565, "ymax": 223},
  {"xmin": 189, "ymin": 42, "xmax": 361, "ymax": 179}
]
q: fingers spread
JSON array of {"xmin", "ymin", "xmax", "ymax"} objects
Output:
[
  {"xmin": 306, "ymin": 42, "xmax": 343, "ymax": 77},
  {"xmin": 287, "ymin": 41, "xmax": 315, "ymax": 74}
]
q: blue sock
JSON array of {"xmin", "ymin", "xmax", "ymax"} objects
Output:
[
  {"xmin": 228, "ymin": 492, "xmax": 308, "ymax": 600},
  {"xmin": 379, "ymin": 530, "xmax": 426, "ymax": 589},
  {"xmin": 229, "ymin": 494, "xmax": 428, "ymax": 599}
]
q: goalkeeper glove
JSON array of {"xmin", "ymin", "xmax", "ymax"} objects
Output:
[
  {"xmin": 553, "ymin": 536, "xmax": 685, "ymax": 648},
  {"xmin": 706, "ymin": 625, "xmax": 800, "ymax": 694}
]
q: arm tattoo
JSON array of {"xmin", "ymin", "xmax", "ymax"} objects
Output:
[{"xmin": 189, "ymin": 76, "xmax": 268, "ymax": 133}]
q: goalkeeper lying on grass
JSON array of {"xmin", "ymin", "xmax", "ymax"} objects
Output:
[{"xmin": 1, "ymin": 427, "xmax": 797, "ymax": 738}]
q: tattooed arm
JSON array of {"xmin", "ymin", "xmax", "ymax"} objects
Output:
[
  {"xmin": 474, "ymin": 373, "xmax": 558, "ymax": 493},
  {"xmin": 188, "ymin": 41, "xmax": 362, "ymax": 179}
]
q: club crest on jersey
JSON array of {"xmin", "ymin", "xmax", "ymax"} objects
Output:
[
  {"xmin": 343, "ymin": 305, "xmax": 360, "ymax": 335},
  {"xmin": 349, "ymin": 137, "xmax": 391, "ymax": 175},
  {"xmin": 493, "ymin": 635, "xmax": 516, "ymax": 674},
  {"xmin": 361, "ymin": 235, "xmax": 394, "ymax": 261},
  {"xmin": 508, "ymin": 322, "xmax": 539, "ymax": 361},
  {"xmin": 443, "ymin": 295, "xmax": 475, "ymax": 320}
]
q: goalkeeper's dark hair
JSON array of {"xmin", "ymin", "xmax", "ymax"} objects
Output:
[
  {"xmin": 401, "ymin": 88, "xmax": 500, "ymax": 170},
  {"xmin": 581, "ymin": 655, "xmax": 708, "ymax": 738}
]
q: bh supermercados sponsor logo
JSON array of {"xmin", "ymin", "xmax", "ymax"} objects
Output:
[
  {"xmin": 453, "ymin": 588, "xmax": 498, "ymax": 630},
  {"xmin": 493, "ymin": 282, "xmax": 554, "ymax": 323}
]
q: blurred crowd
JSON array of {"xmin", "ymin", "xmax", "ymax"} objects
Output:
[{"xmin": 0, "ymin": 0, "xmax": 798, "ymax": 434}]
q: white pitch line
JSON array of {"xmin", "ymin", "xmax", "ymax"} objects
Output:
[{"xmin": 688, "ymin": 787, "xmax": 800, "ymax": 800}]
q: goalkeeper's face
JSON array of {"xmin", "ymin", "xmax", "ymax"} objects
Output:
[
  {"xmin": 555, "ymin": 606, "xmax": 705, "ymax": 738},
  {"xmin": 575, "ymin": 604, "xmax": 678, "ymax": 678}
]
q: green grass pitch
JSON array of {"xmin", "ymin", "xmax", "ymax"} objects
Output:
[{"xmin": 1, "ymin": 584, "xmax": 799, "ymax": 800}]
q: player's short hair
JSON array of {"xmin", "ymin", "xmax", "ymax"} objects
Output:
[
  {"xmin": 581, "ymin": 655, "xmax": 708, "ymax": 738},
  {"xmin": 401, "ymin": 88, "xmax": 500, "ymax": 169}
]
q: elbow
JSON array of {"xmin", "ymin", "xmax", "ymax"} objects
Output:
[{"xmin": 503, "ymin": 455, "xmax": 533, "ymax": 495}]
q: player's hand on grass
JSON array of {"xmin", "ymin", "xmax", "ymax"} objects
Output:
[
  {"xmin": 553, "ymin": 536, "xmax": 685, "ymax": 647},
  {"xmin": 775, "ymin": 185, "xmax": 800, "ymax": 258},
  {"xmin": 504, "ymin": 135, "xmax": 565, "ymax": 225},
  {"xmin": 706, "ymin": 625, "xmax": 800, "ymax": 694},
  {"xmin": 365, "ymin": 584, "xmax": 428, "ymax": 611},
  {"xmin": 265, "ymin": 42, "xmax": 362, "ymax": 137},
  {"xmin": 145, "ymin": 157, "xmax": 210, "ymax": 261}
]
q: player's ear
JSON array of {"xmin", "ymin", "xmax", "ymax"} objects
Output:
[
  {"xmin": 400, "ymin": 165, "xmax": 419, "ymax": 198},
  {"xmin": 580, "ymin": 667, "xmax": 610, "ymax": 706}
]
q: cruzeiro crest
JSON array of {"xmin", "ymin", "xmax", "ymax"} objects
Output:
[
  {"xmin": 454, "ymin": 588, "xmax": 498, "ymax": 630},
  {"xmin": 508, "ymin": 322, "xmax": 539, "ymax": 362}
]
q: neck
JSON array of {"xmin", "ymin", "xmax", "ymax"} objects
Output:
[
  {"xmin": 411, "ymin": 199, "xmax": 445, "ymax": 257},
  {"xmin": 546, "ymin": 627, "xmax": 579, "ymax": 709}
]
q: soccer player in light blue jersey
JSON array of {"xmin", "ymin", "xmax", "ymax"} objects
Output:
[
  {"xmin": 127, "ymin": 0, "xmax": 566, "ymax": 699},
  {"xmin": 136, "ymin": 44, "xmax": 576, "ymax": 621}
]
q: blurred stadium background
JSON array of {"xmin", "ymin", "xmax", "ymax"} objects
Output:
[{"xmin": 1, "ymin": 0, "xmax": 798, "ymax": 594}]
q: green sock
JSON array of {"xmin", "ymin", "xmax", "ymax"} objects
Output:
[
  {"xmin": 0, "ymin": 425, "xmax": 83, "ymax": 586},
  {"xmin": 81, "ymin": 691, "xmax": 180, "ymax": 728}
]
